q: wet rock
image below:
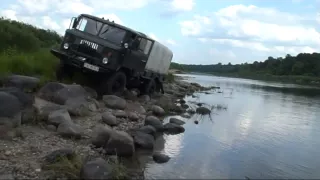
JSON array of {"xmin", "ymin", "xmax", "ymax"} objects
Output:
[
  {"xmin": 137, "ymin": 125, "xmax": 157, "ymax": 138},
  {"xmin": 102, "ymin": 112, "xmax": 117, "ymax": 126},
  {"xmin": 103, "ymin": 95, "xmax": 126, "ymax": 110},
  {"xmin": 3, "ymin": 74, "xmax": 40, "ymax": 91},
  {"xmin": 131, "ymin": 131, "xmax": 154, "ymax": 149},
  {"xmin": 151, "ymin": 105, "xmax": 165, "ymax": 116},
  {"xmin": 187, "ymin": 109, "xmax": 196, "ymax": 114},
  {"xmin": 91, "ymin": 125, "xmax": 114, "ymax": 148},
  {"xmin": 44, "ymin": 148, "xmax": 75, "ymax": 163},
  {"xmin": 128, "ymin": 112, "xmax": 139, "ymax": 121},
  {"xmin": 38, "ymin": 82, "xmax": 66, "ymax": 102},
  {"xmin": 0, "ymin": 87, "xmax": 34, "ymax": 109},
  {"xmin": 80, "ymin": 158, "xmax": 112, "ymax": 179},
  {"xmin": 170, "ymin": 105, "xmax": 185, "ymax": 114},
  {"xmin": 52, "ymin": 84, "xmax": 92, "ymax": 105},
  {"xmin": 48, "ymin": 109, "xmax": 72, "ymax": 127},
  {"xmin": 104, "ymin": 130, "xmax": 134, "ymax": 157},
  {"xmin": 139, "ymin": 95, "xmax": 150, "ymax": 102},
  {"xmin": 46, "ymin": 125, "xmax": 57, "ymax": 131},
  {"xmin": 169, "ymin": 118, "xmax": 185, "ymax": 125},
  {"xmin": 196, "ymin": 107, "xmax": 211, "ymax": 115},
  {"xmin": 194, "ymin": 120, "xmax": 199, "ymax": 124},
  {"xmin": 179, "ymin": 99, "xmax": 186, "ymax": 104},
  {"xmin": 144, "ymin": 116, "xmax": 163, "ymax": 132},
  {"xmin": 153, "ymin": 153, "xmax": 170, "ymax": 163},
  {"xmin": 57, "ymin": 122, "xmax": 83, "ymax": 139},
  {"xmin": 163, "ymin": 123, "xmax": 185, "ymax": 134},
  {"xmin": 181, "ymin": 104, "xmax": 189, "ymax": 109},
  {"xmin": 113, "ymin": 110, "xmax": 127, "ymax": 118}
]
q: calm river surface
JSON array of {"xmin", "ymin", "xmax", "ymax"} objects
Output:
[{"xmin": 142, "ymin": 74, "xmax": 320, "ymax": 179}]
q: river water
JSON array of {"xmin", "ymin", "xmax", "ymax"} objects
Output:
[{"xmin": 140, "ymin": 74, "xmax": 320, "ymax": 179}]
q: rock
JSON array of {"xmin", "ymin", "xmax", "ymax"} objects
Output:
[
  {"xmin": 113, "ymin": 110, "xmax": 127, "ymax": 118},
  {"xmin": 83, "ymin": 86, "xmax": 98, "ymax": 99},
  {"xmin": 91, "ymin": 125, "xmax": 114, "ymax": 148},
  {"xmin": 170, "ymin": 105, "xmax": 185, "ymax": 114},
  {"xmin": 0, "ymin": 87, "xmax": 34, "ymax": 109},
  {"xmin": 137, "ymin": 125, "xmax": 157, "ymax": 138},
  {"xmin": 126, "ymin": 102, "xmax": 146, "ymax": 114},
  {"xmin": 0, "ymin": 92, "xmax": 22, "ymax": 118},
  {"xmin": 65, "ymin": 97, "xmax": 95, "ymax": 116},
  {"xmin": 0, "ymin": 173, "xmax": 14, "ymax": 180},
  {"xmin": 34, "ymin": 103, "xmax": 66, "ymax": 121},
  {"xmin": 57, "ymin": 122, "xmax": 83, "ymax": 139},
  {"xmin": 181, "ymin": 113, "xmax": 191, "ymax": 119},
  {"xmin": 48, "ymin": 109, "xmax": 72, "ymax": 127},
  {"xmin": 128, "ymin": 112, "xmax": 139, "ymax": 121},
  {"xmin": 0, "ymin": 113, "xmax": 21, "ymax": 128},
  {"xmin": 181, "ymin": 104, "xmax": 189, "ymax": 109},
  {"xmin": 104, "ymin": 130, "xmax": 134, "ymax": 157},
  {"xmin": 163, "ymin": 123, "xmax": 185, "ymax": 134},
  {"xmin": 187, "ymin": 109, "xmax": 196, "ymax": 114},
  {"xmin": 153, "ymin": 153, "xmax": 170, "ymax": 163},
  {"xmin": 103, "ymin": 95, "xmax": 126, "ymax": 110},
  {"xmin": 179, "ymin": 99, "xmax": 186, "ymax": 104},
  {"xmin": 47, "ymin": 125, "xmax": 57, "ymax": 131},
  {"xmin": 194, "ymin": 120, "xmax": 199, "ymax": 124},
  {"xmin": 131, "ymin": 131, "xmax": 154, "ymax": 149},
  {"xmin": 151, "ymin": 105, "xmax": 165, "ymax": 116},
  {"xmin": 3, "ymin": 74, "xmax": 40, "ymax": 91},
  {"xmin": 144, "ymin": 116, "xmax": 163, "ymax": 132},
  {"xmin": 155, "ymin": 95, "xmax": 172, "ymax": 109},
  {"xmin": 169, "ymin": 118, "xmax": 185, "ymax": 125},
  {"xmin": 44, "ymin": 148, "xmax": 75, "ymax": 163},
  {"xmin": 123, "ymin": 89, "xmax": 137, "ymax": 101},
  {"xmin": 80, "ymin": 158, "xmax": 112, "ymax": 179},
  {"xmin": 196, "ymin": 107, "xmax": 211, "ymax": 115},
  {"xmin": 102, "ymin": 112, "xmax": 117, "ymax": 126},
  {"xmin": 52, "ymin": 84, "xmax": 92, "ymax": 105},
  {"xmin": 139, "ymin": 95, "xmax": 150, "ymax": 102},
  {"xmin": 21, "ymin": 107, "xmax": 36, "ymax": 124},
  {"xmin": 38, "ymin": 82, "xmax": 66, "ymax": 102}
]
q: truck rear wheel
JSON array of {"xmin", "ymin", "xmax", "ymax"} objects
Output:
[
  {"xmin": 142, "ymin": 79, "xmax": 157, "ymax": 95},
  {"xmin": 99, "ymin": 71, "xmax": 127, "ymax": 96}
]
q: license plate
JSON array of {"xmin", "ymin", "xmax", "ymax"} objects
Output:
[{"xmin": 84, "ymin": 63, "xmax": 99, "ymax": 72}]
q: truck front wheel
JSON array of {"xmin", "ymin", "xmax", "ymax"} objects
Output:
[
  {"xmin": 99, "ymin": 71, "xmax": 127, "ymax": 96},
  {"xmin": 56, "ymin": 63, "xmax": 73, "ymax": 82}
]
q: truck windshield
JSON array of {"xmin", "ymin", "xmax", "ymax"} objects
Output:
[{"xmin": 75, "ymin": 16, "xmax": 126, "ymax": 46}]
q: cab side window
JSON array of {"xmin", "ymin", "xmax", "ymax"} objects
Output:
[{"xmin": 138, "ymin": 38, "xmax": 152, "ymax": 55}]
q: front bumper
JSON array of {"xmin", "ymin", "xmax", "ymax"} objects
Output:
[{"xmin": 50, "ymin": 48, "xmax": 112, "ymax": 73}]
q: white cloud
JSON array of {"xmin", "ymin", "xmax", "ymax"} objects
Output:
[
  {"xmin": 179, "ymin": 4, "xmax": 320, "ymax": 57},
  {"xmin": 148, "ymin": 33, "xmax": 159, "ymax": 41},
  {"xmin": 166, "ymin": 39, "xmax": 177, "ymax": 45},
  {"xmin": 98, "ymin": 14, "xmax": 124, "ymax": 25},
  {"xmin": 42, "ymin": 16, "xmax": 60, "ymax": 30},
  {"xmin": 171, "ymin": 0, "xmax": 195, "ymax": 11},
  {"xmin": 1, "ymin": 10, "xmax": 18, "ymax": 20}
]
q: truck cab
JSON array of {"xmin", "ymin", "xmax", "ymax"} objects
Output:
[{"xmin": 51, "ymin": 14, "xmax": 173, "ymax": 96}]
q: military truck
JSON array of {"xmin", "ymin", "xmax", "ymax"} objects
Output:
[{"xmin": 50, "ymin": 14, "xmax": 173, "ymax": 96}]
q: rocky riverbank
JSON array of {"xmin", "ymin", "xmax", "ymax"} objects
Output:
[{"xmin": 0, "ymin": 74, "xmax": 214, "ymax": 179}]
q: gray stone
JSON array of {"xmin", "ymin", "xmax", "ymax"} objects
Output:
[
  {"xmin": 34, "ymin": 103, "xmax": 66, "ymax": 121},
  {"xmin": 38, "ymin": 82, "xmax": 66, "ymax": 102},
  {"xmin": 104, "ymin": 130, "xmax": 134, "ymax": 157},
  {"xmin": 3, "ymin": 74, "xmax": 40, "ymax": 91},
  {"xmin": 103, "ymin": 95, "xmax": 126, "ymax": 110},
  {"xmin": 169, "ymin": 118, "xmax": 185, "ymax": 125},
  {"xmin": 0, "ymin": 173, "xmax": 14, "ymax": 180},
  {"xmin": 102, "ymin": 112, "xmax": 117, "ymax": 126},
  {"xmin": 0, "ymin": 112, "xmax": 21, "ymax": 128},
  {"xmin": 163, "ymin": 123, "xmax": 185, "ymax": 134},
  {"xmin": 137, "ymin": 125, "xmax": 157, "ymax": 138},
  {"xmin": 0, "ymin": 87, "xmax": 34, "ymax": 109},
  {"xmin": 196, "ymin": 107, "xmax": 211, "ymax": 115},
  {"xmin": 21, "ymin": 107, "xmax": 36, "ymax": 124},
  {"xmin": 0, "ymin": 92, "xmax": 22, "ymax": 118},
  {"xmin": 126, "ymin": 102, "xmax": 146, "ymax": 114},
  {"xmin": 91, "ymin": 125, "xmax": 114, "ymax": 148},
  {"xmin": 144, "ymin": 116, "xmax": 163, "ymax": 132},
  {"xmin": 53, "ymin": 84, "xmax": 92, "ymax": 105},
  {"xmin": 57, "ymin": 122, "xmax": 83, "ymax": 139},
  {"xmin": 48, "ymin": 109, "xmax": 72, "ymax": 127},
  {"xmin": 128, "ymin": 112, "xmax": 139, "ymax": 121},
  {"xmin": 113, "ymin": 110, "xmax": 127, "ymax": 118},
  {"xmin": 139, "ymin": 95, "xmax": 150, "ymax": 102},
  {"xmin": 153, "ymin": 153, "xmax": 170, "ymax": 163},
  {"xmin": 47, "ymin": 125, "xmax": 57, "ymax": 131},
  {"xmin": 131, "ymin": 131, "xmax": 154, "ymax": 149},
  {"xmin": 80, "ymin": 158, "xmax": 112, "ymax": 179},
  {"xmin": 151, "ymin": 105, "xmax": 165, "ymax": 116},
  {"xmin": 65, "ymin": 97, "xmax": 95, "ymax": 117}
]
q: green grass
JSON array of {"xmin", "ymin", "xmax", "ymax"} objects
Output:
[{"xmin": 0, "ymin": 48, "xmax": 59, "ymax": 84}]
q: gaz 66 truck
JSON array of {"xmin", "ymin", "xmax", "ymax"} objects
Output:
[{"xmin": 50, "ymin": 14, "xmax": 173, "ymax": 96}]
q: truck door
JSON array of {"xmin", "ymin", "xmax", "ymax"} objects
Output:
[{"xmin": 123, "ymin": 37, "xmax": 153, "ymax": 72}]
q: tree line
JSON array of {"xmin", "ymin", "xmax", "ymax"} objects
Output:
[{"xmin": 170, "ymin": 53, "xmax": 320, "ymax": 78}]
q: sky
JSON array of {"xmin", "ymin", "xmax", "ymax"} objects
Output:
[{"xmin": 0, "ymin": 0, "xmax": 319, "ymax": 65}]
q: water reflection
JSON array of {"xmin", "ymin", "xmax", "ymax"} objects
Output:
[{"xmin": 141, "ymin": 74, "xmax": 320, "ymax": 179}]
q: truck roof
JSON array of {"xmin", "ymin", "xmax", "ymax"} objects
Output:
[{"xmin": 81, "ymin": 14, "xmax": 149, "ymax": 39}]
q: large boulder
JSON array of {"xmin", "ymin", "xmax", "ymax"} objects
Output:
[
  {"xmin": 65, "ymin": 97, "xmax": 97, "ymax": 117},
  {"xmin": 52, "ymin": 84, "xmax": 93, "ymax": 105},
  {"xmin": 3, "ymin": 75, "xmax": 40, "ymax": 91},
  {"xmin": 153, "ymin": 153, "xmax": 170, "ymax": 163},
  {"xmin": 130, "ymin": 131, "xmax": 155, "ymax": 149},
  {"xmin": 104, "ymin": 130, "xmax": 134, "ymax": 157},
  {"xmin": 169, "ymin": 118, "xmax": 185, "ymax": 125},
  {"xmin": 113, "ymin": 110, "xmax": 127, "ymax": 118},
  {"xmin": 102, "ymin": 112, "xmax": 117, "ymax": 126},
  {"xmin": 0, "ymin": 87, "xmax": 34, "ymax": 109},
  {"xmin": 38, "ymin": 82, "xmax": 66, "ymax": 102},
  {"xmin": 80, "ymin": 158, "xmax": 113, "ymax": 179},
  {"xmin": 0, "ymin": 92, "xmax": 22, "ymax": 127},
  {"xmin": 137, "ymin": 125, "xmax": 157, "ymax": 138},
  {"xmin": 91, "ymin": 125, "xmax": 114, "ymax": 148},
  {"xmin": 144, "ymin": 116, "xmax": 163, "ymax": 132},
  {"xmin": 103, "ymin": 95, "xmax": 126, "ymax": 110},
  {"xmin": 57, "ymin": 122, "xmax": 83, "ymax": 139},
  {"xmin": 126, "ymin": 102, "xmax": 146, "ymax": 114},
  {"xmin": 48, "ymin": 109, "xmax": 72, "ymax": 127},
  {"xmin": 151, "ymin": 105, "xmax": 165, "ymax": 116},
  {"xmin": 163, "ymin": 123, "xmax": 185, "ymax": 134},
  {"xmin": 34, "ymin": 103, "xmax": 66, "ymax": 121}
]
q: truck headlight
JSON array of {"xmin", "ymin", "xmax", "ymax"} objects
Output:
[
  {"xmin": 63, "ymin": 43, "xmax": 69, "ymax": 49},
  {"xmin": 102, "ymin": 57, "xmax": 109, "ymax": 64}
]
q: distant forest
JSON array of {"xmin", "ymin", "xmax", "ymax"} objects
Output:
[{"xmin": 170, "ymin": 53, "xmax": 320, "ymax": 78}]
